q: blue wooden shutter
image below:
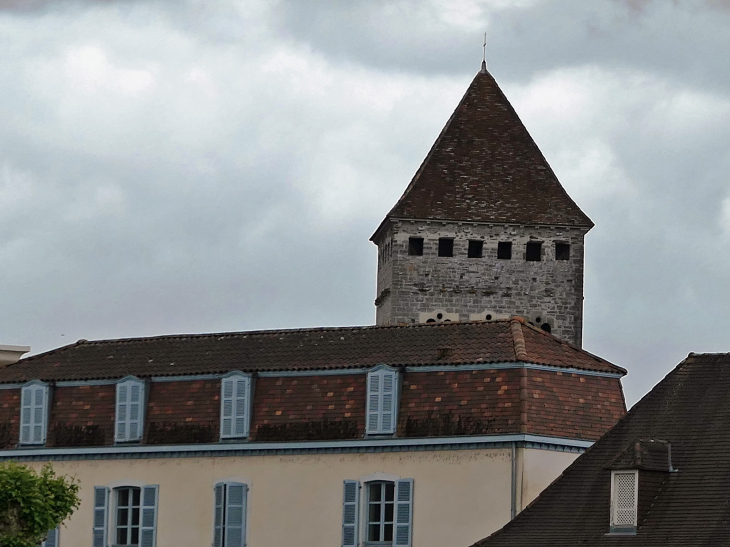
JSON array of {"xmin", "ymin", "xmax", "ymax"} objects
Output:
[
  {"xmin": 394, "ymin": 479, "xmax": 413, "ymax": 547},
  {"xmin": 92, "ymin": 486, "xmax": 109, "ymax": 547},
  {"xmin": 213, "ymin": 484, "xmax": 225, "ymax": 547},
  {"xmin": 225, "ymin": 483, "xmax": 247, "ymax": 547},
  {"xmin": 140, "ymin": 485, "xmax": 159, "ymax": 547},
  {"xmin": 115, "ymin": 382, "xmax": 128, "ymax": 441},
  {"xmin": 341, "ymin": 480, "xmax": 360, "ymax": 547},
  {"xmin": 128, "ymin": 382, "xmax": 143, "ymax": 441},
  {"xmin": 20, "ymin": 384, "xmax": 47, "ymax": 445},
  {"xmin": 41, "ymin": 526, "xmax": 59, "ymax": 547},
  {"xmin": 221, "ymin": 376, "xmax": 250, "ymax": 439},
  {"xmin": 233, "ymin": 378, "xmax": 249, "ymax": 437},
  {"xmin": 381, "ymin": 370, "xmax": 396, "ymax": 434},
  {"xmin": 116, "ymin": 380, "xmax": 144, "ymax": 441},
  {"xmin": 366, "ymin": 372, "xmax": 381, "ymax": 433}
]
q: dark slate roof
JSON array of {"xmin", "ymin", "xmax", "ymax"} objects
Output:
[
  {"xmin": 606, "ymin": 439, "xmax": 674, "ymax": 472},
  {"xmin": 372, "ymin": 68, "xmax": 592, "ymax": 240},
  {"xmin": 472, "ymin": 352, "xmax": 730, "ymax": 547},
  {"xmin": 0, "ymin": 318, "xmax": 623, "ymax": 383}
]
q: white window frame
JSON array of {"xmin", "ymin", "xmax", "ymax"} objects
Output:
[
  {"xmin": 366, "ymin": 366, "xmax": 399, "ymax": 435},
  {"xmin": 610, "ymin": 470, "xmax": 639, "ymax": 532},
  {"xmin": 93, "ymin": 481, "xmax": 158, "ymax": 547},
  {"xmin": 219, "ymin": 372, "xmax": 252, "ymax": 440},
  {"xmin": 364, "ymin": 480, "xmax": 396, "ymax": 545},
  {"xmin": 19, "ymin": 381, "xmax": 49, "ymax": 445},
  {"xmin": 115, "ymin": 376, "xmax": 145, "ymax": 443}
]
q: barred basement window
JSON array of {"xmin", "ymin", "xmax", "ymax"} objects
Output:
[
  {"xmin": 610, "ymin": 470, "xmax": 638, "ymax": 533},
  {"xmin": 408, "ymin": 237, "xmax": 423, "ymax": 256}
]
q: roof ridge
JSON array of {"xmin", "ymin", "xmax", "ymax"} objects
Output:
[{"xmin": 510, "ymin": 317, "xmax": 528, "ymax": 361}]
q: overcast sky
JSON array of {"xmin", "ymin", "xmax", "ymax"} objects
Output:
[{"xmin": 2, "ymin": 0, "xmax": 729, "ymax": 406}]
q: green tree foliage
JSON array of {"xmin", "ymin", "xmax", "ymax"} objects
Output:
[{"xmin": 0, "ymin": 463, "xmax": 80, "ymax": 547}]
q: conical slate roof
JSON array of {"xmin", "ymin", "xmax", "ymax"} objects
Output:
[{"xmin": 375, "ymin": 67, "xmax": 593, "ymax": 234}]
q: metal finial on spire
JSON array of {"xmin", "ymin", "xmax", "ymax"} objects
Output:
[{"xmin": 481, "ymin": 32, "xmax": 487, "ymax": 73}]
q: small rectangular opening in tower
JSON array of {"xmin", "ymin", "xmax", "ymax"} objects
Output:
[
  {"xmin": 408, "ymin": 237, "xmax": 424, "ymax": 256},
  {"xmin": 526, "ymin": 241, "xmax": 542, "ymax": 261},
  {"xmin": 438, "ymin": 238, "xmax": 454, "ymax": 257},
  {"xmin": 497, "ymin": 242, "xmax": 512, "ymax": 260},
  {"xmin": 555, "ymin": 242, "xmax": 570, "ymax": 260},
  {"xmin": 468, "ymin": 240, "xmax": 483, "ymax": 258}
]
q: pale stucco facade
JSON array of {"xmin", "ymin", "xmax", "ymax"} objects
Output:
[{"xmin": 26, "ymin": 444, "xmax": 579, "ymax": 547}]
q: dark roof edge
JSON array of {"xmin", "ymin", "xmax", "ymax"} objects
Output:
[{"xmin": 470, "ymin": 353, "xmax": 693, "ymax": 547}]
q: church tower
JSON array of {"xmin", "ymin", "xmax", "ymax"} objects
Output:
[{"xmin": 371, "ymin": 64, "xmax": 593, "ymax": 347}]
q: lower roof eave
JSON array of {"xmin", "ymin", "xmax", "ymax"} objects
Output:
[{"xmin": 0, "ymin": 433, "xmax": 593, "ymax": 461}]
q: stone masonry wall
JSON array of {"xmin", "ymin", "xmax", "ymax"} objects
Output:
[{"xmin": 374, "ymin": 220, "xmax": 589, "ymax": 346}]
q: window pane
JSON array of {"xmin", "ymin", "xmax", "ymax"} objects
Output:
[
  {"xmin": 384, "ymin": 523, "xmax": 394, "ymax": 541},
  {"xmin": 117, "ymin": 528, "xmax": 127, "ymax": 545},
  {"xmin": 119, "ymin": 488, "xmax": 129, "ymax": 506},
  {"xmin": 385, "ymin": 503, "xmax": 394, "ymax": 522},
  {"xmin": 369, "ymin": 503, "xmax": 381, "ymax": 523},
  {"xmin": 132, "ymin": 508, "xmax": 140, "ymax": 526},
  {"xmin": 118, "ymin": 508, "xmax": 128, "ymax": 525},
  {"xmin": 368, "ymin": 524, "xmax": 380, "ymax": 542},
  {"xmin": 131, "ymin": 527, "xmax": 139, "ymax": 545},
  {"xmin": 369, "ymin": 483, "xmax": 381, "ymax": 502},
  {"xmin": 132, "ymin": 488, "xmax": 141, "ymax": 506},
  {"xmin": 385, "ymin": 483, "xmax": 395, "ymax": 501}
]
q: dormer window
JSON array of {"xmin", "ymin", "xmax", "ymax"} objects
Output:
[
  {"xmin": 610, "ymin": 470, "xmax": 638, "ymax": 533},
  {"xmin": 220, "ymin": 373, "xmax": 252, "ymax": 439},
  {"xmin": 366, "ymin": 367, "xmax": 398, "ymax": 435},
  {"xmin": 115, "ymin": 377, "xmax": 145, "ymax": 443},
  {"xmin": 20, "ymin": 381, "xmax": 49, "ymax": 445}
]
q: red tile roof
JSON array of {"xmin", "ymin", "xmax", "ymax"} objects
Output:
[
  {"xmin": 373, "ymin": 68, "xmax": 592, "ymax": 239},
  {"xmin": 0, "ymin": 318, "xmax": 623, "ymax": 383}
]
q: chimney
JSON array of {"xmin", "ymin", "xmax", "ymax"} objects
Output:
[{"xmin": 0, "ymin": 344, "xmax": 30, "ymax": 367}]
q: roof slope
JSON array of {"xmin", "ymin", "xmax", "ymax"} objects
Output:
[
  {"xmin": 375, "ymin": 68, "xmax": 592, "ymax": 234},
  {"xmin": 473, "ymin": 352, "xmax": 730, "ymax": 547},
  {"xmin": 0, "ymin": 318, "xmax": 622, "ymax": 383}
]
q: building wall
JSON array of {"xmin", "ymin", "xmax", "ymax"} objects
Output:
[
  {"xmin": 33, "ymin": 446, "xmax": 578, "ymax": 547},
  {"xmin": 519, "ymin": 447, "xmax": 580, "ymax": 508},
  {"xmin": 374, "ymin": 220, "xmax": 588, "ymax": 346}
]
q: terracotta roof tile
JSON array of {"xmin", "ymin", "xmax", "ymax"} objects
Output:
[
  {"xmin": 0, "ymin": 319, "xmax": 623, "ymax": 383},
  {"xmin": 373, "ymin": 68, "xmax": 592, "ymax": 239}
]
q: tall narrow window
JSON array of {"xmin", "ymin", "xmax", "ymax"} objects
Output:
[
  {"xmin": 610, "ymin": 470, "xmax": 638, "ymax": 532},
  {"xmin": 408, "ymin": 237, "xmax": 423, "ymax": 256},
  {"xmin": 467, "ymin": 240, "xmax": 483, "ymax": 258},
  {"xmin": 214, "ymin": 482, "xmax": 248, "ymax": 547},
  {"xmin": 220, "ymin": 373, "xmax": 252, "ymax": 439},
  {"xmin": 555, "ymin": 242, "xmax": 570, "ymax": 260},
  {"xmin": 115, "ymin": 377, "xmax": 145, "ymax": 442},
  {"xmin": 526, "ymin": 241, "xmax": 542, "ymax": 261},
  {"xmin": 367, "ymin": 482, "xmax": 395, "ymax": 543},
  {"xmin": 366, "ymin": 367, "xmax": 398, "ymax": 435},
  {"xmin": 497, "ymin": 242, "xmax": 512, "ymax": 260},
  {"xmin": 111, "ymin": 485, "xmax": 158, "ymax": 547},
  {"xmin": 20, "ymin": 382, "xmax": 48, "ymax": 445},
  {"xmin": 438, "ymin": 238, "xmax": 453, "ymax": 257}
]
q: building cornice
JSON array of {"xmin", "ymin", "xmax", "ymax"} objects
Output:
[{"xmin": 0, "ymin": 433, "xmax": 592, "ymax": 462}]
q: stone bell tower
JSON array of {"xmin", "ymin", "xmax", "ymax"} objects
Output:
[{"xmin": 371, "ymin": 63, "xmax": 593, "ymax": 347}]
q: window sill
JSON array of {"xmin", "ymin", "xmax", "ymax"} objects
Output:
[{"xmin": 605, "ymin": 528, "xmax": 637, "ymax": 536}]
